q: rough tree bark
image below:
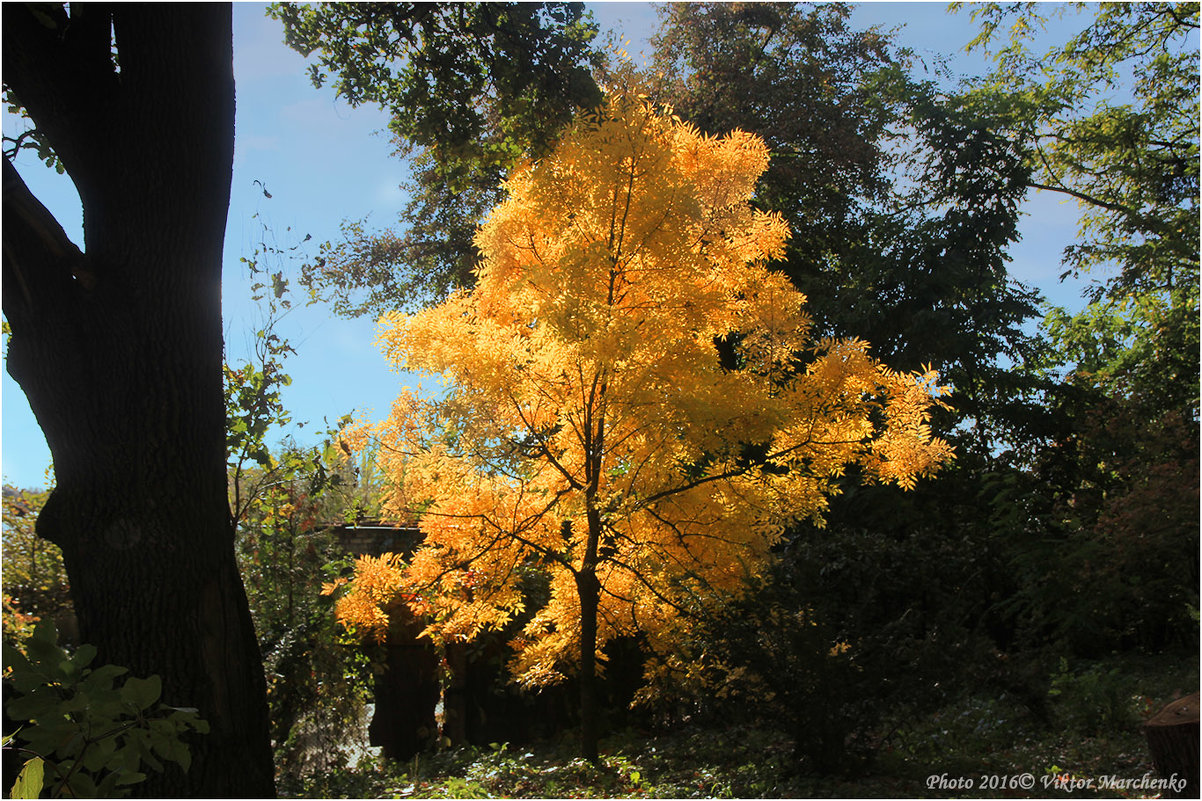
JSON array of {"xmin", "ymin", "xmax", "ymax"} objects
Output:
[
  {"xmin": 2, "ymin": 5, "xmax": 275, "ymax": 796},
  {"xmin": 1144, "ymin": 692, "xmax": 1199, "ymax": 799}
]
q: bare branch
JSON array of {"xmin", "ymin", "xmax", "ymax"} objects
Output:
[{"xmin": 2, "ymin": 159, "xmax": 92, "ymax": 323}]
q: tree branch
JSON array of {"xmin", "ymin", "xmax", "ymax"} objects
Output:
[
  {"xmin": 1027, "ymin": 180, "xmax": 1146, "ymax": 220},
  {"xmin": 1162, "ymin": 3, "xmax": 1200, "ymax": 31},
  {"xmin": 2, "ymin": 4, "xmax": 119, "ymax": 182},
  {"xmin": 2, "ymin": 158, "xmax": 92, "ymax": 323}
]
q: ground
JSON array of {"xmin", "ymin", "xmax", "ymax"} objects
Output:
[{"xmin": 280, "ymin": 650, "xmax": 1197, "ymax": 799}]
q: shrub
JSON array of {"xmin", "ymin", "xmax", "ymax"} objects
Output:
[{"xmin": 2, "ymin": 622, "xmax": 208, "ymax": 798}]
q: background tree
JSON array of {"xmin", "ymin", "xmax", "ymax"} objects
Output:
[
  {"xmin": 2, "ymin": 6, "xmax": 274, "ymax": 794},
  {"xmin": 2, "ymin": 484, "xmax": 71, "ymax": 653},
  {"xmin": 269, "ymin": 1, "xmax": 603, "ymax": 316},
  {"xmin": 630, "ymin": 7, "xmax": 1082, "ymax": 770},
  {"xmin": 962, "ymin": 1, "xmax": 1199, "ymax": 418},
  {"xmin": 650, "ymin": 2, "xmax": 1049, "ymax": 457},
  {"xmin": 221, "ymin": 218, "xmax": 385, "ymax": 789},
  {"xmin": 959, "ymin": 1, "xmax": 1200, "ymax": 656},
  {"xmin": 333, "ymin": 84, "xmax": 953, "ymax": 762}
]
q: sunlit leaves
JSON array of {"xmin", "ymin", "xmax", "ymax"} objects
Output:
[
  {"xmin": 338, "ymin": 80, "xmax": 953, "ymax": 686},
  {"xmin": 328, "ymin": 553, "xmax": 405, "ymax": 643},
  {"xmin": 1, "ymin": 486, "xmax": 70, "ymax": 653}
]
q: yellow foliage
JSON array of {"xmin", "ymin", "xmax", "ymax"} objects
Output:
[
  {"xmin": 328, "ymin": 553, "xmax": 405, "ymax": 643},
  {"xmin": 335, "ymin": 79, "xmax": 953, "ymax": 684},
  {"xmin": 335, "ymin": 415, "xmax": 375, "ymax": 460}
]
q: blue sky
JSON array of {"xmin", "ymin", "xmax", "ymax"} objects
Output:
[{"xmin": 2, "ymin": 2, "xmax": 1094, "ymax": 491}]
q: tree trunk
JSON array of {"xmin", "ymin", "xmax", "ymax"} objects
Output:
[
  {"xmin": 1144, "ymin": 692, "xmax": 1199, "ymax": 799},
  {"xmin": 575, "ymin": 567, "xmax": 601, "ymax": 763},
  {"xmin": 3, "ymin": 5, "xmax": 275, "ymax": 796},
  {"xmin": 369, "ymin": 631, "xmax": 440, "ymax": 761}
]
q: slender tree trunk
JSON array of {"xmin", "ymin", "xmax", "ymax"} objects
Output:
[
  {"xmin": 574, "ymin": 566, "xmax": 602, "ymax": 764},
  {"xmin": 3, "ymin": 5, "xmax": 275, "ymax": 796},
  {"xmin": 576, "ymin": 371, "xmax": 608, "ymax": 764}
]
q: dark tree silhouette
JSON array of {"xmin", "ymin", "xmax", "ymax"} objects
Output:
[{"xmin": 3, "ymin": 5, "xmax": 274, "ymax": 795}]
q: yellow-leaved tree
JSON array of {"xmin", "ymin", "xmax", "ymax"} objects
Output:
[{"xmin": 335, "ymin": 81, "xmax": 954, "ymax": 760}]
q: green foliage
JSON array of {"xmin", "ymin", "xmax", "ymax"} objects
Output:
[
  {"xmin": 272, "ymin": 2, "xmax": 603, "ymax": 317},
  {"xmin": 225, "ymin": 214, "xmax": 308, "ymax": 518},
  {"xmin": 2, "ymin": 622, "xmax": 208, "ymax": 798},
  {"xmin": 1043, "ymin": 289, "xmax": 1199, "ymax": 419},
  {"xmin": 1048, "ymin": 659, "xmax": 1140, "ymax": 736},
  {"xmin": 650, "ymin": 2, "xmax": 896, "ymax": 265},
  {"xmin": 1013, "ymin": 395, "xmax": 1199, "ymax": 655},
  {"xmin": 224, "ymin": 210, "xmax": 382, "ymax": 526},
  {"xmin": 924, "ymin": 3, "xmax": 1202, "ymax": 673},
  {"xmin": 863, "ymin": 86, "xmax": 1049, "ymax": 457},
  {"xmin": 224, "ymin": 333, "xmax": 294, "ymax": 473},
  {"xmin": 961, "ymin": 2, "xmax": 1200, "ymax": 420},
  {"xmin": 268, "ymin": 2, "xmax": 600, "ymax": 157},
  {"xmin": 963, "ymin": 2, "xmax": 1198, "ymax": 282},
  {"xmin": 299, "ymin": 156, "xmax": 505, "ymax": 317}
]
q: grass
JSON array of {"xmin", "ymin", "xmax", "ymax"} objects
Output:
[{"xmin": 281, "ymin": 650, "xmax": 1197, "ymax": 799}]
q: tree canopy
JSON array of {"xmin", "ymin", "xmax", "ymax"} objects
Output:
[
  {"xmin": 962, "ymin": 1, "xmax": 1199, "ymax": 416},
  {"xmin": 330, "ymin": 79, "xmax": 954, "ymax": 761}
]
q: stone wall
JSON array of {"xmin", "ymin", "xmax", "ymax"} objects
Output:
[{"xmin": 330, "ymin": 522, "xmax": 423, "ymax": 559}]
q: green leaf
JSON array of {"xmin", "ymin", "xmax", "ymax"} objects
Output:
[
  {"xmin": 114, "ymin": 770, "xmax": 148, "ymax": 787},
  {"xmin": 95, "ymin": 771, "xmax": 123, "ymax": 798},
  {"xmin": 83, "ymin": 736, "xmax": 117, "ymax": 772},
  {"xmin": 9, "ymin": 757, "xmax": 44, "ymax": 799},
  {"xmin": 71, "ymin": 643, "xmax": 98, "ymax": 670},
  {"xmin": 174, "ymin": 743, "xmax": 193, "ymax": 773},
  {"xmin": 121, "ymin": 674, "xmax": 162, "ymax": 711},
  {"xmin": 5, "ymin": 690, "xmax": 59, "ymax": 722},
  {"xmin": 25, "ymin": 621, "xmax": 63, "ymax": 667},
  {"xmin": 64, "ymin": 768, "xmax": 98, "ymax": 799},
  {"xmin": 1, "ymin": 644, "xmax": 31, "ymax": 675},
  {"xmin": 80, "ymin": 663, "xmax": 130, "ymax": 691}
]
